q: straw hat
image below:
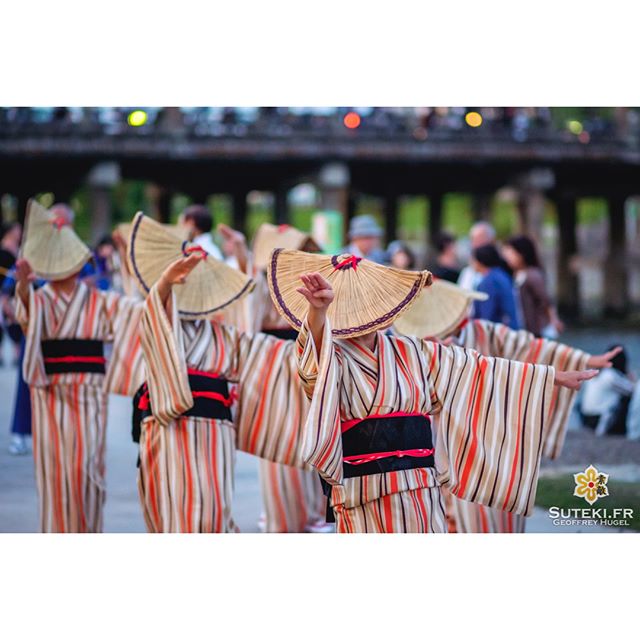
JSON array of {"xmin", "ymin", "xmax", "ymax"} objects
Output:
[
  {"xmin": 128, "ymin": 211, "xmax": 255, "ymax": 318},
  {"xmin": 116, "ymin": 221, "xmax": 188, "ymax": 243},
  {"xmin": 21, "ymin": 199, "xmax": 92, "ymax": 281},
  {"xmin": 267, "ymin": 249, "xmax": 431, "ymax": 338},
  {"xmin": 252, "ymin": 223, "xmax": 321, "ymax": 271},
  {"xmin": 393, "ymin": 278, "xmax": 488, "ymax": 339}
]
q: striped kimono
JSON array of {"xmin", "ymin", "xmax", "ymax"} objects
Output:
[
  {"xmin": 297, "ymin": 320, "xmax": 556, "ymax": 533},
  {"xmin": 446, "ymin": 319, "xmax": 591, "ymax": 533},
  {"xmin": 15, "ymin": 282, "xmax": 144, "ymax": 533},
  {"xmin": 139, "ymin": 286, "xmax": 312, "ymax": 533},
  {"xmin": 250, "ymin": 273, "xmax": 326, "ymax": 533}
]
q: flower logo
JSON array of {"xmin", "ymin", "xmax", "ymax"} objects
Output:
[{"xmin": 574, "ymin": 465, "xmax": 609, "ymax": 505}]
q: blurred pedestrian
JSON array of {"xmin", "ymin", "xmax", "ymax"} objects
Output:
[
  {"xmin": 0, "ymin": 222, "xmax": 22, "ymax": 366},
  {"xmin": 430, "ymin": 231, "xmax": 460, "ymax": 282},
  {"xmin": 179, "ymin": 204, "xmax": 224, "ymax": 260},
  {"xmin": 458, "ymin": 221, "xmax": 509, "ymax": 290},
  {"xmin": 502, "ymin": 235, "xmax": 563, "ymax": 338},
  {"xmin": 580, "ymin": 345, "xmax": 636, "ymax": 436},
  {"xmin": 471, "ymin": 244, "xmax": 520, "ymax": 329},
  {"xmin": 343, "ymin": 214, "xmax": 386, "ymax": 263},
  {"xmin": 387, "ymin": 240, "xmax": 416, "ymax": 270}
]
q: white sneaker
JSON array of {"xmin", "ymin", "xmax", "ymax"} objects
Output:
[
  {"xmin": 8, "ymin": 435, "xmax": 30, "ymax": 456},
  {"xmin": 257, "ymin": 514, "xmax": 266, "ymax": 533}
]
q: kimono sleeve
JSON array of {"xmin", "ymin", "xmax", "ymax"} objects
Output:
[
  {"xmin": 102, "ymin": 291, "xmax": 146, "ymax": 397},
  {"xmin": 294, "ymin": 319, "xmax": 343, "ymax": 485},
  {"xmin": 426, "ymin": 340, "xmax": 555, "ymax": 517},
  {"xmin": 234, "ymin": 333, "xmax": 311, "ymax": 468},
  {"xmin": 467, "ymin": 319, "xmax": 590, "ymax": 460},
  {"xmin": 15, "ymin": 285, "xmax": 48, "ymax": 386},
  {"xmin": 140, "ymin": 285, "xmax": 193, "ymax": 425}
]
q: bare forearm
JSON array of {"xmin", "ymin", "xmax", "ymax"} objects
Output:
[
  {"xmin": 155, "ymin": 276, "xmax": 173, "ymax": 308},
  {"xmin": 16, "ymin": 282, "xmax": 30, "ymax": 312},
  {"xmin": 307, "ymin": 306, "xmax": 326, "ymax": 356}
]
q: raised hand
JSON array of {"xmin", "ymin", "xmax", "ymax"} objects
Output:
[
  {"xmin": 15, "ymin": 258, "xmax": 35, "ymax": 285},
  {"xmin": 587, "ymin": 346, "xmax": 623, "ymax": 369},
  {"xmin": 161, "ymin": 254, "xmax": 203, "ymax": 286},
  {"xmin": 296, "ymin": 272, "xmax": 334, "ymax": 310},
  {"xmin": 554, "ymin": 369, "xmax": 599, "ymax": 390},
  {"xmin": 217, "ymin": 223, "xmax": 246, "ymax": 254}
]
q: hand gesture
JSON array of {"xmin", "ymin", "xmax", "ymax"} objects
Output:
[
  {"xmin": 160, "ymin": 254, "xmax": 203, "ymax": 286},
  {"xmin": 217, "ymin": 223, "xmax": 246, "ymax": 256},
  {"xmin": 587, "ymin": 346, "xmax": 623, "ymax": 369},
  {"xmin": 296, "ymin": 272, "xmax": 334, "ymax": 310},
  {"xmin": 554, "ymin": 369, "xmax": 598, "ymax": 391},
  {"xmin": 15, "ymin": 258, "xmax": 35, "ymax": 285}
]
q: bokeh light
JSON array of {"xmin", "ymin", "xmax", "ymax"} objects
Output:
[
  {"xmin": 465, "ymin": 111, "xmax": 483, "ymax": 128},
  {"xmin": 128, "ymin": 110, "xmax": 148, "ymax": 127},
  {"xmin": 568, "ymin": 120, "xmax": 583, "ymax": 135},
  {"xmin": 343, "ymin": 112, "xmax": 361, "ymax": 129},
  {"xmin": 578, "ymin": 131, "xmax": 591, "ymax": 144}
]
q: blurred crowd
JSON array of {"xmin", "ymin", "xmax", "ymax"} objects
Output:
[
  {"xmin": 0, "ymin": 107, "xmax": 632, "ymax": 142},
  {"xmin": 2, "ymin": 203, "xmax": 639, "ymax": 457}
]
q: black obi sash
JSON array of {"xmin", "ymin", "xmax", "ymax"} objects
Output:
[
  {"xmin": 262, "ymin": 328, "xmax": 299, "ymax": 341},
  {"xmin": 131, "ymin": 369, "xmax": 235, "ymax": 444},
  {"xmin": 341, "ymin": 413, "xmax": 435, "ymax": 478},
  {"xmin": 321, "ymin": 413, "xmax": 435, "ymax": 523},
  {"xmin": 41, "ymin": 339, "xmax": 106, "ymax": 375}
]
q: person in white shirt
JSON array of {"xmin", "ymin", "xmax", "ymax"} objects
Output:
[
  {"xmin": 457, "ymin": 221, "xmax": 499, "ymax": 291},
  {"xmin": 579, "ymin": 345, "xmax": 636, "ymax": 436},
  {"xmin": 180, "ymin": 204, "xmax": 224, "ymax": 261}
]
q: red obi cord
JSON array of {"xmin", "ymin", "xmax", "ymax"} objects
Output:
[
  {"xmin": 277, "ymin": 224, "xmax": 290, "ymax": 232},
  {"xmin": 341, "ymin": 411, "xmax": 427, "ymax": 433},
  {"xmin": 183, "ymin": 245, "xmax": 208, "ymax": 258},
  {"xmin": 51, "ymin": 216, "xmax": 67, "ymax": 230},
  {"xmin": 43, "ymin": 356, "xmax": 106, "ymax": 364},
  {"xmin": 137, "ymin": 368, "xmax": 236, "ymax": 410},
  {"xmin": 343, "ymin": 448, "xmax": 435, "ymax": 465}
]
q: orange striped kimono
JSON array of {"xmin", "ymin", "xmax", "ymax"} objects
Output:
[
  {"xmin": 446, "ymin": 319, "xmax": 591, "ymax": 533},
  {"xmin": 297, "ymin": 320, "xmax": 555, "ymax": 533},
  {"xmin": 249, "ymin": 273, "xmax": 326, "ymax": 533},
  {"xmin": 139, "ymin": 286, "xmax": 312, "ymax": 533},
  {"xmin": 15, "ymin": 282, "xmax": 144, "ymax": 533}
]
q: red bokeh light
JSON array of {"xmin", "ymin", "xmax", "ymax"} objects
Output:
[{"xmin": 343, "ymin": 112, "xmax": 361, "ymax": 129}]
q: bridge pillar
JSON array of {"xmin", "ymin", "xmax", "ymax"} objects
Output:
[
  {"xmin": 384, "ymin": 192, "xmax": 398, "ymax": 243},
  {"xmin": 86, "ymin": 162, "xmax": 120, "ymax": 243},
  {"xmin": 555, "ymin": 194, "xmax": 580, "ymax": 319},
  {"xmin": 274, "ymin": 187, "xmax": 289, "ymax": 225},
  {"xmin": 516, "ymin": 189, "xmax": 546, "ymax": 244},
  {"xmin": 472, "ymin": 194, "xmax": 492, "ymax": 222},
  {"xmin": 318, "ymin": 163, "xmax": 350, "ymax": 230},
  {"xmin": 428, "ymin": 193, "xmax": 443, "ymax": 247},
  {"xmin": 232, "ymin": 191, "xmax": 248, "ymax": 235},
  {"xmin": 604, "ymin": 195, "xmax": 629, "ymax": 316},
  {"xmin": 145, "ymin": 184, "xmax": 173, "ymax": 223}
]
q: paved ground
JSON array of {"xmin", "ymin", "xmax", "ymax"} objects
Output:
[{"xmin": 1, "ymin": 328, "xmax": 637, "ymax": 534}]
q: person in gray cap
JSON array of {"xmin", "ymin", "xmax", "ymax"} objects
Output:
[{"xmin": 343, "ymin": 214, "xmax": 387, "ymax": 263}]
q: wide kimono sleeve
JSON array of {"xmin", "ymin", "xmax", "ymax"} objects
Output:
[
  {"xmin": 462, "ymin": 319, "xmax": 591, "ymax": 459},
  {"xmin": 426, "ymin": 339, "xmax": 555, "ymax": 517},
  {"xmin": 102, "ymin": 291, "xmax": 146, "ymax": 397},
  {"xmin": 294, "ymin": 318, "xmax": 343, "ymax": 485},
  {"xmin": 14, "ymin": 285, "xmax": 48, "ymax": 387},
  {"xmin": 140, "ymin": 285, "xmax": 193, "ymax": 425},
  {"xmin": 234, "ymin": 332, "xmax": 311, "ymax": 468}
]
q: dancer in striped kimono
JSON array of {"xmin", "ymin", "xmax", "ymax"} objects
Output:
[
  {"xmin": 267, "ymin": 249, "xmax": 598, "ymax": 533},
  {"xmin": 250, "ymin": 224, "xmax": 328, "ymax": 533},
  {"xmin": 394, "ymin": 278, "xmax": 622, "ymax": 532},
  {"xmin": 129, "ymin": 214, "xmax": 316, "ymax": 533},
  {"xmin": 14, "ymin": 200, "xmax": 144, "ymax": 533}
]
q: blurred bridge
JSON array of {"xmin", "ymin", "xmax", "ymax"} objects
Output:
[{"xmin": 1, "ymin": 107, "xmax": 639, "ymax": 316}]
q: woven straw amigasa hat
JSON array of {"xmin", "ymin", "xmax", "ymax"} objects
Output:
[
  {"xmin": 267, "ymin": 249, "xmax": 432, "ymax": 338},
  {"xmin": 21, "ymin": 199, "xmax": 92, "ymax": 281},
  {"xmin": 252, "ymin": 223, "xmax": 321, "ymax": 271},
  {"xmin": 394, "ymin": 278, "xmax": 488, "ymax": 339},
  {"xmin": 116, "ymin": 221, "xmax": 188, "ymax": 244},
  {"xmin": 128, "ymin": 211, "xmax": 255, "ymax": 318}
]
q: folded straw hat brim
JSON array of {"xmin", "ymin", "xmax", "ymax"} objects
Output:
[
  {"xmin": 21, "ymin": 199, "xmax": 92, "ymax": 281},
  {"xmin": 267, "ymin": 249, "xmax": 431, "ymax": 338},
  {"xmin": 128, "ymin": 212, "xmax": 254, "ymax": 318},
  {"xmin": 252, "ymin": 223, "xmax": 321, "ymax": 271},
  {"xmin": 394, "ymin": 278, "xmax": 488, "ymax": 339}
]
